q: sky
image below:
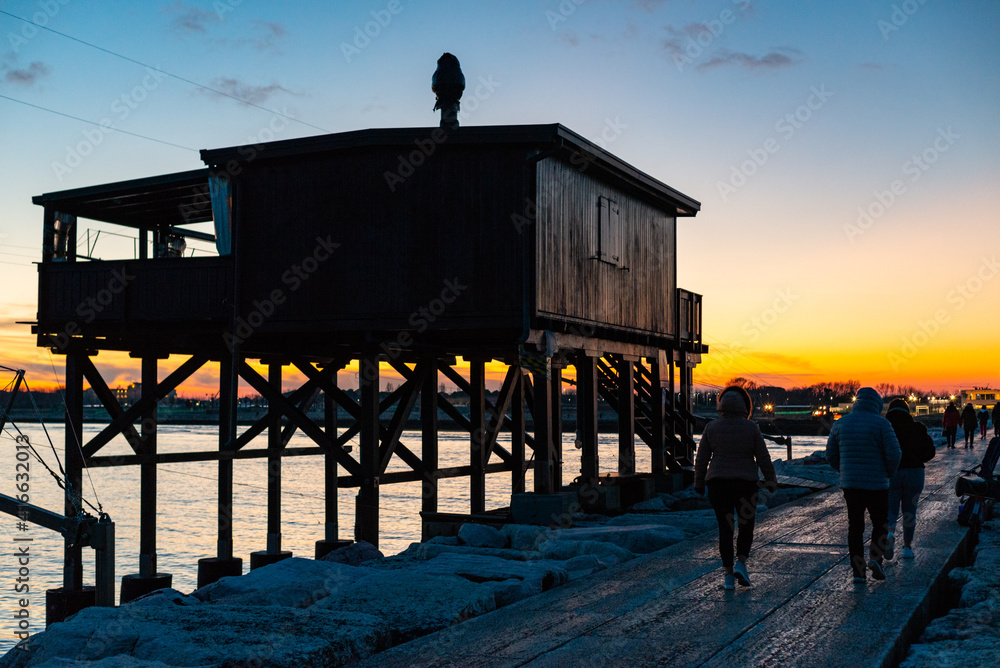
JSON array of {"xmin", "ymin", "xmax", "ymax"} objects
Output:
[{"xmin": 1, "ymin": 0, "xmax": 998, "ymax": 398}]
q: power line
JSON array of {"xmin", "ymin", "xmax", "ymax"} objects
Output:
[
  {"xmin": 0, "ymin": 9, "xmax": 329, "ymax": 135},
  {"xmin": 0, "ymin": 93, "xmax": 197, "ymax": 151}
]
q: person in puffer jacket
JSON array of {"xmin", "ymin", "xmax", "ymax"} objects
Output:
[
  {"xmin": 695, "ymin": 386, "xmax": 777, "ymax": 591},
  {"xmin": 826, "ymin": 387, "xmax": 901, "ymax": 583}
]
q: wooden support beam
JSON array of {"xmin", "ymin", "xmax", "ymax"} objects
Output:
[
  {"xmin": 532, "ymin": 370, "xmax": 554, "ymax": 494},
  {"xmin": 511, "ymin": 369, "xmax": 526, "ymax": 494},
  {"xmin": 577, "ymin": 355, "xmax": 599, "ymax": 484},
  {"xmin": 649, "ymin": 355, "xmax": 666, "ymax": 474},
  {"xmin": 78, "ymin": 355, "xmax": 143, "ymax": 454},
  {"xmin": 421, "ymin": 361, "xmax": 439, "ymax": 531},
  {"xmin": 82, "ymin": 354, "xmax": 208, "ymax": 457},
  {"xmin": 378, "ymin": 363, "xmax": 426, "ymax": 475},
  {"xmin": 357, "ymin": 355, "xmax": 380, "ymax": 548},
  {"xmin": 617, "ymin": 356, "xmax": 636, "ymax": 475},
  {"xmin": 469, "ymin": 359, "xmax": 486, "ymax": 514},
  {"xmin": 217, "ymin": 353, "xmax": 236, "ymax": 560},
  {"xmin": 266, "ymin": 362, "xmax": 282, "ymax": 553},
  {"xmin": 483, "ymin": 365, "xmax": 518, "ymax": 465},
  {"xmin": 551, "ymin": 365, "xmax": 563, "ymax": 490},
  {"xmin": 323, "ymin": 371, "xmax": 339, "ymax": 542},
  {"xmin": 63, "ymin": 351, "xmax": 84, "ymax": 589},
  {"xmin": 139, "ymin": 356, "xmax": 158, "ymax": 578},
  {"xmin": 238, "ymin": 362, "xmax": 361, "ymax": 477}
]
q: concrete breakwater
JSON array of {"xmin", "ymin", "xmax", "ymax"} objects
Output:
[{"xmin": 3, "ymin": 458, "xmax": 828, "ymax": 667}]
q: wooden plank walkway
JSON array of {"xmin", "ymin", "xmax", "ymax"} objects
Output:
[{"xmin": 359, "ymin": 449, "xmax": 978, "ymax": 668}]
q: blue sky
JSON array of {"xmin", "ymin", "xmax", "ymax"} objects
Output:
[{"xmin": 1, "ymin": 0, "xmax": 998, "ymax": 393}]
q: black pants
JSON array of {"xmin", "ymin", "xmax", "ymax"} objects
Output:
[
  {"xmin": 944, "ymin": 426, "xmax": 957, "ymax": 448},
  {"xmin": 843, "ymin": 488, "xmax": 888, "ymax": 577},
  {"xmin": 708, "ymin": 478, "xmax": 759, "ymax": 570}
]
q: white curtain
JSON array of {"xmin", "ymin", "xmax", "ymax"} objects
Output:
[{"xmin": 209, "ymin": 175, "xmax": 232, "ymax": 255}]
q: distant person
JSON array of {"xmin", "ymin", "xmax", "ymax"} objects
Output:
[
  {"xmin": 961, "ymin": 403, "xmax": 978, "ymax": 449},
  {"xmin": 826, "ymin": 387, "xmax": 901, "ymax": 583},
  {"xmin": 994, "ymin": 402, "xmax": 1000, "ymax": 438},
  {"xmin": 884, "ymin": 399, "xmax": 935, "ymax": 560},
  {"xmin": 694, "ymin": 386, "xmax": 777, "ymax": 591},
  {"xmin": 979, "ymin": 407, "xmax": 990, "ymax": 440},
  {"xmin": 942, "ymin": 402, "xmax": 960, "ymax": 449}
]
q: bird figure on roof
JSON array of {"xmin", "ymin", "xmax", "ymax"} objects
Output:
[{"xmin": 432, "ymin": 52, "xmax": 465, "ymax": 130}]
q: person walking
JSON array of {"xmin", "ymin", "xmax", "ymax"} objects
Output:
[
  {"xmin": 993, "ymin": 401, "xmax": 1000, "ymax": 439},
  {"xmin": 826, "ymin": 387, "xmax": 901, "ymax": 583},
  {"xmin": 978, "ymin": 406, "xmax": 990, "ymax": 440},
  {"xmin": 694, "ymin": 386, "xmax": 777, "ymax": 591},
  {"xmin": 884, "ymin": 399, "xmax": 936, "ymax": 560},
  {"xmin": 961, "ymin": 403, "xmax": 978, "ymax": 449},
  {"xmin": 942, "ymin": 402, "xmax": 960, "ymax": 449}
]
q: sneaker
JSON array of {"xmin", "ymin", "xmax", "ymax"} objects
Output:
[
  {"xmin": 723, "ymin": 574, "xmax": 735, "ymax": 590},
  {"xmin": 902, "ymin": 546, "xmax": 915, "ymax": 559},
  {"xmin": 868, "ymin": 559, "xmax": 886, "ymax": 581},
  {"xmin": 884, "ymin": 533, "xmax": 895, "ymax": 561},
  {"xmin": 733, "ymin": 560, "xmax": 751, "ymax": 587},
  {"xmin": 853, "ymin": 575, "xmax": 866, "ymax": 583}
]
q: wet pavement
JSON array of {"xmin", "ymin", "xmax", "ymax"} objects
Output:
[{"xmin": 360, "ymin": 448, "xmax": 977, "ymax": 667}]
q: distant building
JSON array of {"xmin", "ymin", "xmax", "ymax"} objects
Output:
[{"xmin": 960, "ymin": 387, "xmax": 1000, "ymax": 408}]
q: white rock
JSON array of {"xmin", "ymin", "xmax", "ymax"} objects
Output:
[
  {"xmin": 500, "ymin": 524, "xmax": 550, "ymax": 551},
  {"xmin": 311, "ymin": 569, "xmax": 495, "ymax": 643},
  {"xmin": 416, "ymin": 552, "xmax": 568, "ymax": 592},
  {"xmin": 548, "ymin": 524, "xmax": 686, "ymax": 554},
  {"xmin": 537, "ymin": 538, "xmax": 635, "ymax": 565},
  {"xmin": 399, "ymin": 542, "xmax": 540, "ymax": 562},
  {"xmin": 320, "ymin": 540, "xmax": 384, "ymax": 566},
  {"xmin": 192, "ymin": 557, "xmax": 372, "ymax": 608},
  {"xmin": 457, "ymin": 523, "xmax": 507, "ymax": 548}
]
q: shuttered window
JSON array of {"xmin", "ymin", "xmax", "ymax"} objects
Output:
[{"xmin": 597, "ymin": 195, "xmax": 623, "ymax": 268}]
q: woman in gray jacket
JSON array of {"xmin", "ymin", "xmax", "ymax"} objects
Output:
[{"xmin": 695, "ymin": 386, "xmax": 777, "ymax": 590}]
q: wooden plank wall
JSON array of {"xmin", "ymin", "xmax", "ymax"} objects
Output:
[
  {"xmin": 534, "ymin": 157, "xmax": 676, "ymax": 338},
  {"xmin": 235, "ymin": 144, "xmax": 526, "ymax": 334}
]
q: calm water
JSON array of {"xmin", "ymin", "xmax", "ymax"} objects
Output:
[{"xmin": 0, "ymin": 424, "xmax": 827, "ymax": 652}]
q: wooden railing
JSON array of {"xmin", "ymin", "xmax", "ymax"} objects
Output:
[{"xmin": 677, "ymin": 288, "xmax": 702, "ymax": 347}]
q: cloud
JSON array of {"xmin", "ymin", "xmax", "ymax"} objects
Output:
[
  {"xmin": 696, "ymin": 47, "xmax": 804, "ymax": 72},
  {"xmin": 631, "ymin": 0, "xmax": 671, "ymax": 11},
  {"xmin": 162, "ymin": 1, "xmax": 220, "ymax": 34},
  {"xmin": 557, "ymin": 31, "xmax": 580, "ymax": 47},
  {"xmin": 3, "ymin": 60, "xmax": 50, "ymax": 86},
  {"xmin": 207, "ymin": 77, "xmax": 294, "ymax": 105}
]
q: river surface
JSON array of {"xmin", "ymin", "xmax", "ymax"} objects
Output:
[{"xmin": 0, "ymin": 424, "xmax": 827, "ymax": 653}]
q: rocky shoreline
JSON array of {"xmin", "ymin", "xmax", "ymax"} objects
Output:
[
  {"xmin": 4, "ymin": 455, "xmax": 830, "ymax": 667},
  {"xmin": 4, "ymin": 446, "xmax": 990, "ymax": 668}
]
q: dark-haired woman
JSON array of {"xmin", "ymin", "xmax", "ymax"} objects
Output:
[
  {"xmin": 694, "ymin": 386, "xmax": 777, "ymax": 590},
  {"xmin": 885, "ymin": 399, "xmax": 935, "ymax": 560}
]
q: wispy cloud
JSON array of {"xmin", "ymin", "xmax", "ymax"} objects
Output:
[
  {"xmin": 697, "ymin": 47, "xmax": 804, "ymax": 72},
  {"xmin": 162, "ymin": 1, "xmax": 220, "ymax": 34},
  {"xmin": 3, "ymin": 60, "xmax": 50, "ymax": 86},
  {"xmin": 206, "ymin": 77, "xmax": 295, "ymax": 105}
]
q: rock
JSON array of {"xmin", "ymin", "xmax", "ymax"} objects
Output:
[
  {"xmin": 5, "ymin": 604, "xmax": 388, "ymax": 668},
  {"xmin": 416, "ymin": 553, "xmax": 568, "ymax": 592},
  {"xmin": 670, "ymin": 495, "xmax": 713, "ymax": 511},
  {"xmin": 320, "ymin": 540, "xmax": 384, "ymax": 566},
  {"xmin": 537, "ymin": 538, "xmax": 635, "ymax": 566},
  {"xmin": 33, "ymin": 658, "xmax": 193, "ymax": 667},
  {"xmin": 608, "ymin": 511, "xmax": 719, "ymax": 538},
  {"xmin": 500, "ymin": 524, "xmax": 550, "ymax": 551},
  {"xmin": 127, "ymin": 588, "xmax": 201, "ymax": 612},
  {"xmin": 457, "ymin": 523, "xmax": 506, "ymax": 548},
  {"xmin": 798, "ymin": 450, "xmax": 829, "ymax": 465},
  {"xmin": 548, "ymin": 524, "xmax": 686, "ymax": 554},
  {"xmin": 629, "ymin": 496, "xmax": 669, "ymax": 511},
  {"xmin": 482, "ymin": 577, "xmax": 541, "ymax": 607},
  {"xmin": 192, "ymin": 557, "xmax": 371, "ymax": 608},
  {"xmin": 311, "ymin": 570, "xmax": 495, "ymax": 643},
  {"xmin": 425, "ymin": 535, "xmax": 461, "ymax": 545},
  {"xmin": 399, "ymin": 542, "xmax": 540, "ymax": 562}
]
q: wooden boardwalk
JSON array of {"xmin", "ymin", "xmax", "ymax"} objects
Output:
[{"xmin": 360, "ymin": 449, "xmax": 978, "ymax": 667}]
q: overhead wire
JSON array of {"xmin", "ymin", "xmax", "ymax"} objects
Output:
[
  {"xmin": 0, "ymin": 9, "xmax": 330, "ymax": 135},
  {"xmin": 0, "ymin": 93, "xmax": 197, "ymax": 152}
]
